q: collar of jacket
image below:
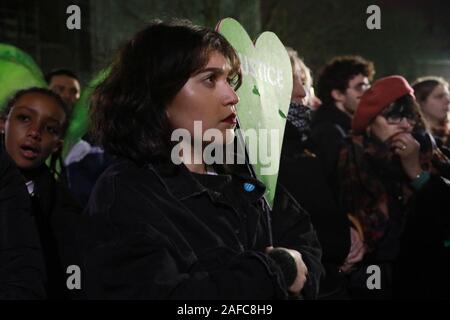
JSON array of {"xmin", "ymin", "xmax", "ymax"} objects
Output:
[
  {"xmin": 147, "ymin": 162, "xmax": 267, "ymax": 204},
  {"xmin": 26, "ymin": 164, "xmax": 57, "ymax": 216},
  {"xmin": 311, "ymin": 103, "xmax": 352, "ymax": 132}
]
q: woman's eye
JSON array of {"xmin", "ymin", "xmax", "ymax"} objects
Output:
[
  {"xmin": 17, "ymin": 114, "xmax": 30, "ymax": 122},
  {"xmin": 46, "ymin": 126, "xmax": 60, "ymax": 135},
  {"xmin": 388, "ymin": 115, "xmax": 401, "ymax": 122},
  {"xmin": 204, "ymin": 74, "xmax": 216, "ymax": 85}
]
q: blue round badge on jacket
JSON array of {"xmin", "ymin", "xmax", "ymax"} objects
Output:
[{"xmin": 243, "ymin": 183, "xmax": 255, "ymax": 192}]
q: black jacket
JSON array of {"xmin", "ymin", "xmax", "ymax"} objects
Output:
[
  {"xmin": 395, "ymin": 175, "xmax": 450, "ymax": 299},
  {"xmin": 279, "ymin": 121, "xmax": 350, "ymax": 299},
  {"xmin": 0, "ymin": 146, "xmax": 46, "ymax": 299},
  {"xmin": 335, "ymin": 137, "xmax": 450, "ymax": 299},
  {"xmin": 308, "ymin": 104, "xmax": 354, "ymax": 298},
  {"xmin": 77, "ymin": 159, "xmax": 321, "ymax": 299},
  {"xmin": 310, "ymin": 103, "xmax": 352, "ymax": 186},
  {"xmin": 26, "ymin": 164, "xmax": 82, "ymax": 299}
]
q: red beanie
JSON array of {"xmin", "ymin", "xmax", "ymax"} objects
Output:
[{"xmin": 352, "ymin": 75, "xmax": 415, "ymax": 134}]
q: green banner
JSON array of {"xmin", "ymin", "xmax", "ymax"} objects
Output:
[{"xmin": 0, "ymin": 44, "xmax": 46, "ymax": 111}]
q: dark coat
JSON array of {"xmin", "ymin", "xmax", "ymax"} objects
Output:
[
  {"xmin": 77, "ymin": 159, "xmax": 322, "ymax": 299},
  {"xmin": 279, "ymin": 121, "xmax": 350, "ymax": 299},
  {"xmin": 395, "ymin": 175, "xmax": 450, "ymax": 299},
  {"xmin": 308, "ymin": 104, "xmax": 354, "ymax": 298},
  {"xmin": 0, "ymin": 145, "xmax": 46, "ymax": 299},
  {"xmin": 26, "ymin": 165, "xmax": 82, "ymax": 299},
  {"xmin": 310, "ymin": 103, "xmax": 352, "ymax": 186},
  {"xmin": 271, "ymin": 182, "xmax": 324, "ymax": 299},
  {"xmin": 336, "ymin": 136, "xmax": 450, "ymax": 299}
]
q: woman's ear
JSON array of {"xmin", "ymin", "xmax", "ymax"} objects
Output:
[{"xmin": 331, "ymin": 89, "xmax": 345, "ymax": 103}]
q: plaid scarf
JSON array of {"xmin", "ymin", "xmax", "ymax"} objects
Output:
[
  {"xmin": 337, "ymin": 133, "xmax": 448, "ymax": 251},
  {"xmin": 286, "ymin": 102, "xmax": 312, "ymax": 143}
]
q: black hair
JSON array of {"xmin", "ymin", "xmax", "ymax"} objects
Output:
[
  {"xmin": 90, "ymin": 19, "xmax": 242, "ymax": 166},
  {"xmin": 45, "ymin": 69, "xmax": 80, "ymax": 84},
  {"xmin": 2, "ymin": 87, "xmax": 70, "ymax": 133},
  {"xmin": 317, "ymin": 55, "xmax": 375, "ymax": 106}
]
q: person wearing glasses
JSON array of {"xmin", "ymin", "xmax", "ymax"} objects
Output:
[
  {"xmin": 337, "ymin": 75, "xmax": 450, "ymax": 299},
  {"xmin": 311, "ymin": 55, "xmax": 375, "ymax": 177},
  {"xmin": 306, "ymin": 56, "xmax": 375, "ymax": 298}
]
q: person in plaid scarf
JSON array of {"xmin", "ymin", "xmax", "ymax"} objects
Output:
[{"xmin": 337, "ymin": 76, "xmax": 450, "ymax": 299}]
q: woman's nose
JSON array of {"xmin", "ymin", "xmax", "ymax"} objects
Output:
[
  {"xmin": 444, "ymin": 95, "xmax": 450, "ymax": 104},
  {"xmin": 27, "ymin": 124, "xmax": 42, "ymax": 140},
  {"xmin": 223, "ymin": 83, "xmax": 240, "ymax": 106},
  {"xmin": 291, "ymin": 77, "xmax": 306, "ymax": 104}
]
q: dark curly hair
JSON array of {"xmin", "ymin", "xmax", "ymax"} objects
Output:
[
  {"xmin": 90, "ymin": 19, "xmax": 242, "ymax": 166},
  {"xmin": 317, "ymin": 55, "xmax": 375, "ymax": 106}
]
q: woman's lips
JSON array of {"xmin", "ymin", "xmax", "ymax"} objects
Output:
[
  {"xmin": 20, "ymin": 145, "xmax": 39, "ymax": 160},
  {"xmin": 222, "ymin": 114, "xmax": 237, "ymax": 124}
]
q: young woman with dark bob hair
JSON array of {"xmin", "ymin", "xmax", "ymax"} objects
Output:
[
  {"xmin": 79, "ymin": 20, "xmax": 322, "ymax": 299},
  {"xmin": 337, "ymin": 76, "xmax": 450, "ymax": 299}
]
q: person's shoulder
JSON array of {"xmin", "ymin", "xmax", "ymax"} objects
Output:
[
  {"xmin": 0, "ymin": 148, "xmax": 24, "ymax": 190},
  {"xmin": 99, "ymin": 158, "xmax": 149, "ymax": 180},
  {"xmin": 0, "ymin": 148, "xmax": 9, "ymax": 176},
  {"xmin": 311, "ymin": 104, "xmax": 335, "ymax": 124},
  {"xmin": 310, "ymin": 121, "xmax": 346, "ymax": 144},
  {"xmin": 0, "ymin": 142, "xmax": 14, "ymax": 174},
  {"xmin": 93, "ymin": 158, "xmax": 164, "ymax": 197}
]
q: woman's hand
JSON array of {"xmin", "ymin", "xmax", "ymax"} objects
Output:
[
  {"xmin": 266, "ymin": 246, "xmax": 308, "ymax": 295},
  {"xmin": 339, "ymin": 227, "xmax": 365, "ymax": 273},
  {"xmin": 390, "ymin": 132, "xmax": 422, "ymax": 180}
]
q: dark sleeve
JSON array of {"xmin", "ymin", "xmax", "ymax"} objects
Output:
[
  {"xmin": 49, "ymin": 178, "xmax": 84, "ymax": 299},
  {"xmin": 408, "ymin": 175, "xmax": 450, "ymax": 243},
  {"xmin": 79, "ymin": 171, "xmax": 289, "ymax": 300},
  {"xmin": 397, "ymin": 175, "xmax": 450, "ymax": 298},
  {"xmin": 271, "ymin": 183, "xmax": 324, "ymax": 300},
  {"xmin": 0, "ymin": 151, "xmax": 46, "ymax": 299},
  {"xmin": 277, "ymin": 132, "xmax": 351, "ymax": 298},
  {"xmin": 66, "ymin": 151, "xmax": 114, "ymax": 208}
]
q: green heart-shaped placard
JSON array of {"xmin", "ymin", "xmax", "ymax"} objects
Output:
[{"xmin": 217, "ymin": 18, "xmax": 292, "ymax": 207}]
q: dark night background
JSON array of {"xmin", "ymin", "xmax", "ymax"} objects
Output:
[{"xmin": 1, "ymin": 0, "xmax": 450, "ymax": 86}]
